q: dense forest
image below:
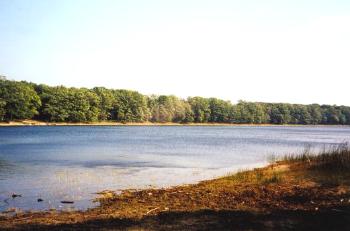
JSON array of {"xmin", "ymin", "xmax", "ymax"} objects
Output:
[{"xmin": 1, "ymin": 77, "xmax": 350, "ymax": 125}]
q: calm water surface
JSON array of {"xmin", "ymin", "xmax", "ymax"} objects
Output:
[{"xmin": 0, "ymin": 126, "xmax": 349, "ymax": 212}]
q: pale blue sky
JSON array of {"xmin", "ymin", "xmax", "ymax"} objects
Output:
[{"xmin": 1, "ymin": 0, "xmax": 350, "ymax": 105}]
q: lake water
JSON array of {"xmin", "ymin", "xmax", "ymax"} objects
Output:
[{"xmin": 0, "ymin": 125, "xmax": 349, "ymax": 212}]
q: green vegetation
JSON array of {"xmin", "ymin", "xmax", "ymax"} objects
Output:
[
  {"xmin": 282, "ymin": 143, "xmax": 350, "ymax": 170},
  {"xmin": 0, "ymin": 79, "xmax": 41, "ymax": 120},
  {"xmin": 1, "ymin": 77, "xmax": 350, "ymax": 124},
  {"xmin": 225, "ymin": 168, "xmax": 283, "ymax": 185}
]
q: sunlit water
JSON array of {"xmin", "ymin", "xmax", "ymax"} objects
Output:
[{"xmin": 0, "ymin": 125, "xmax": 349, "ymax": 212}]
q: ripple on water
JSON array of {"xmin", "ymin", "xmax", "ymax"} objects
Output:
[{"xmin": 0, "ymin": 125, "xmax": 349, "ymax": 212}]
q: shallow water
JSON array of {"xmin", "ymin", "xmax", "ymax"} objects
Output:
[{"xmin": 0, "ymin": 125, "xmax": 349, "ymax": 212}]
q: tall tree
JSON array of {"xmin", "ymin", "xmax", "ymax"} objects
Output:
[
  {"xmin": 188, "ymin": 97, "xmax": 210, "ymax": 123},
  {"xmin": 93, "ymin": 87, "xmax": 115, "ymax": 120},
  {"xmin": 268, "ymin": 104, "xmax": 291, "ymax": 124},
  {"xmin": 308, "ymin": 104, "xmax": 322, "ymax": 124},
  {"xmin": 208, "ymin": 98, "xmax": 232, "ymax": 122},
  {"xmin": 0, "ymin": 99, "xmax": 6, "ymax": 121},
  {"xmin": 0, "ymin": 79, "xmax": 41, "ymax": 120},
  {"xmin": 1, "ymin": 78, "xmax": 350, "ymax": 125},
  {"xmin": 112, "ymin": 90, "xmax": 149, "ymax": 122}
]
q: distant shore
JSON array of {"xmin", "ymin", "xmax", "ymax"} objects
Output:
[{"xmin": 0, "ymin": 120, "xmax": 347, "ymax": 127}]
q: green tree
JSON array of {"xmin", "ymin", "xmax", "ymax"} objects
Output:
[
  {"xmin": 268, "ymin": 104, "xmax": 291, "ymax": 124},
  {"xmin": 308, "ymin": 104, "xmax": 322, "ymax": 124},
  {"xmin": 188, "ymin": 97, "xmax": 210, "ymax": 123},
  {"xmin": 148, "ymin": 95, "xmax": 193, "ymax": 123},
  {"xmin": 1, "ymin": 77, "xmax": 350, "ymax": 125},
  {"xmin": 93, "ymin": 87, "xmax": 115, "ymax": 120},
  {"xmin": 340, "ymin": 106, "xmax": 350, "ymax": 125},
  {"xmin": 0, "ymin": 79, "xmax": 41, "ymax": 120},
  {"xmin": 290, "ymin": 105, "xmax": 311, "ymax": 124},
  {"xmin": 321, "ymin": 105, "xmax": 342, "ymax": 124},
  {"xmin": 232, "ymin": 101, "xmax": 269, "ymax": 124},
  {"xmin": 38, "ymin": 85, "xmax": 71, "ymax": 122},
  {"xmin": 0, "ymin": 99, "xmax": 6, "ymax": 121},
  {"xmin": 66, "ymin": 88, "xmax": 100, "ymax": 122},
  {"xmin": 112, "ymin": 90, "xmax": 149, "ymax": 122},
  {"xmin": 208, "ymin": 98, "xmax": 232, "ymax": 122}
]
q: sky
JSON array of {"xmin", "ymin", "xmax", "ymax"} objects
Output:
[{"xmin": 0, "ymin": 0, "xmax": 350, "ymax": 106}]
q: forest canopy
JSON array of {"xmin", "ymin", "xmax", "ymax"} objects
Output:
[{"xmin": 1, "ymin": 78, "xmax": 349, "ymax": 125}]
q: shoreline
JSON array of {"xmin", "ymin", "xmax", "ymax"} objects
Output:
[
  {"xmin": 0, "ymin": 120, "xmax": 348, "ymax": 127},
  {"xmin": 0, "ymin": 161, "xmax": 269, "ymax": 214},
  {"xmin": 1, "ymin": 155, "xmax": 350, "ymax": 230}
]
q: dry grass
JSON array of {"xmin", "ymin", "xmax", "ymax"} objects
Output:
[
  {"xmin": 282, "ymin": 143, "xmax": 350, "ymax": 169},
  {"xmin": 224, "ymin": 167, "xmax": 284, "ymax": 185}
]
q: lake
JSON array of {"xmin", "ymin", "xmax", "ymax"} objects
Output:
[{"xmin": 0, "ymin": 125, "xmax": 349, "ymax": 212}]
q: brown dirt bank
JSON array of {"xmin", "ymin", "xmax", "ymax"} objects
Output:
[{"xmin": 1, "ymin": 160, "xmax": 350, "ymax": 230}]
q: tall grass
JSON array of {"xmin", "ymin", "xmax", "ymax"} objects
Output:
[
  {"xmin": 225, "ymin": 167, "xmax": 283, "ymax": 184},
  {"xmin": 283, "ymin": 143, "xmax": 350, "ymax": 170}
]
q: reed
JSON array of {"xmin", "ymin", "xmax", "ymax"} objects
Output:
[{"xmin": 282, "ymin": 143, "xmax": 350, "ymax": 170}]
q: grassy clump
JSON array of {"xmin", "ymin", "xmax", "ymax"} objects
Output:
[
  {"xmin": 261, "ymin": 171, "xmax": 283, "ymax": 184},
  {"xmin": 225, "ymin": 168, "xmax": 283, "ymax": 185},
  {"xmin": 283, "ymin": 143, "xmax": 350, "ymax": 170},
  {"xmin": 226, "ymin": 143, "xmax": 350, "ymax": 185}
]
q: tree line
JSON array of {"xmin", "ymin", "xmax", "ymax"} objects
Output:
[{"xmin": 1, "ymin": 78, "xmax": 350, "ymax": 125}]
